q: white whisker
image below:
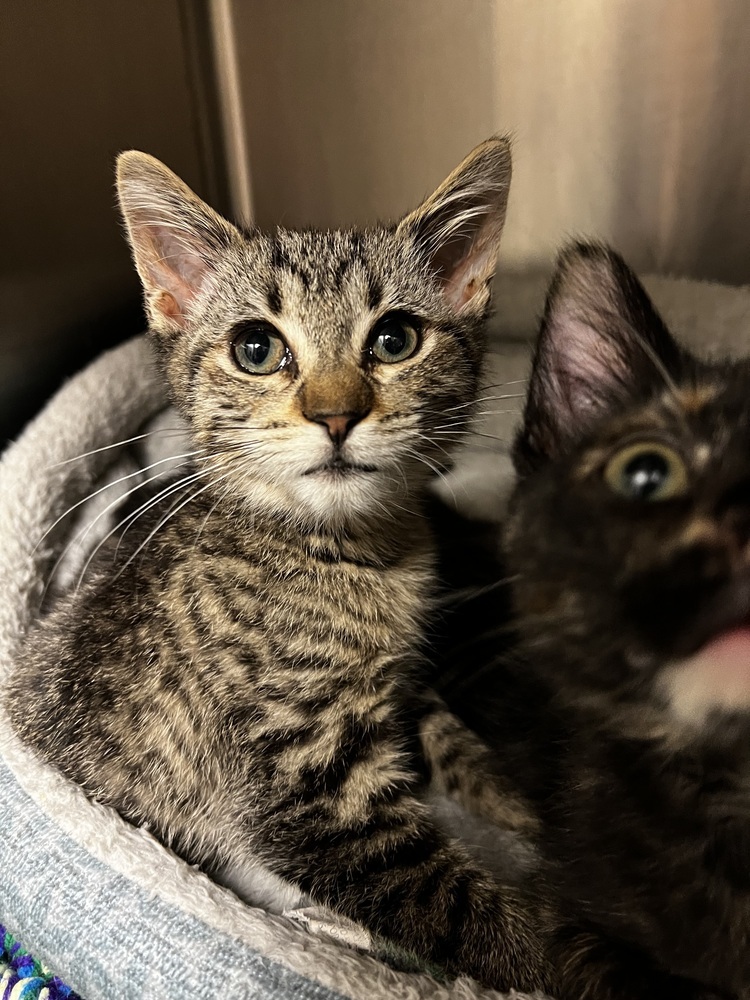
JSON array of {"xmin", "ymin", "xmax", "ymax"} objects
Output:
[
  {"xmin": 36, "ymin": 450, "xmax": 202, "ymax": 555},
  {"xmin": 47, "ymin": 427, "xmax": 189, "ymax": 470}
]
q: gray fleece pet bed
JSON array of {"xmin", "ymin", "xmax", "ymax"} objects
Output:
[{"xmin": 1, "ymin": 271, "xmax": 748, "ymax": 1000}]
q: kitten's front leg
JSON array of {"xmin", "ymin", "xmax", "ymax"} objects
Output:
[
  {"xmin": 417, "ymin": 689, "xmax": 539, "ymax": 833},
  {"xmin": 248, "ymin": 781, "xmax": 554, "ymax": 993}
]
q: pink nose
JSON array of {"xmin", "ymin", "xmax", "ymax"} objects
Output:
[{"xmin": 306, "ymin": 411, "xmax": 367, "ymax": 446}]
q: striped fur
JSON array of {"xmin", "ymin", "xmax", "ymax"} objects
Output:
[{"xmin": 8, "ymin": 140, "xmax": 554, "ymax": 992}]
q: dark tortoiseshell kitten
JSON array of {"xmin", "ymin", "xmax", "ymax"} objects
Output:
[
  {"xmin": 437, "ymin": 243, "xmax": 750, "ymax": 999},
  {"xmin": 8, "ymin": 140, "xmax": 555, "ymax": 992}
]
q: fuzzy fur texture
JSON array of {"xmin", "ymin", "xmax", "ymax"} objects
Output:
[
  {"xmin": 439, "ymin": 244, "xmax": 750, "ymax": 1000},
  {"xmin": 0, "ymin": 335, "xmax": 545, "ymax": 1000},
  {"xmin": 7, "ymin": 139, "xmax": 555, "ymax": 993}
]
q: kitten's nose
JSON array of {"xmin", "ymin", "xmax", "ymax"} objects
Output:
[{"xmin": 306, "ymin": 411, "xmax": 368, "ymax": 446}]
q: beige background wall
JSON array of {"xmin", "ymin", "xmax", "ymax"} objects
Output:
[
  {"xmin": 1, "ymin": 0, "xmax": 222, "ymax": 441},
  {"xmin": 2, "ymin": 1, "xmax": 216, "ymax": 281},
  {"xmin": 5, "ymin": 0, "xmax": 750, "ymax": 439},
  {"xmin": 221, "ymin": 0, "xmax": 750, "ymax": 285}
]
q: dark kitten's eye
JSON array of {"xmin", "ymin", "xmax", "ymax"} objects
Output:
[
  {"xmin": 369, "ymin": 313, "xmax": 421, "ymax": 364},
  {"xmin": 232, "ymin": 324, "xmax": 289, "ymax": 374},
  {"xmin": 604, "ymin": 442, "xmax": 689, "ymax": 501}
]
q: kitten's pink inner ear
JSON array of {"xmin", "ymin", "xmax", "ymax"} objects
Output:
[
  {"xmin": 117, "ymin": 151, "xmax": 241, "ymax": 334},
  {"xmin": 397, "ymin": 138, "xmax": 511, "ymax": 315},
  {"xmin": 136, "ymin": 222, "xmax": 211, "ymax": 329},
  {"xmin": 442, "ymin": 242, "xmax": 494, "ymax": 312},
  {"xmin": 154, "ymin": 290, "xmax": 182, "ymax": 325},
  {"xmin": 415, "ymin": 214, "xmax": 503, "ymax": 315}
]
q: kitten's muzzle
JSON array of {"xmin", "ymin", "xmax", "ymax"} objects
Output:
[{"xmin": 299, "ymin": 373, "xmax": 374, "ymax": 447}]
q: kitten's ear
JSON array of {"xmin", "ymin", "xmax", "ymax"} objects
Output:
[
  {"xmin": 514, "ymin": 242, "xmax": 687, "ymax": 473},
  {"xmin": 116, "ymin": 151, "xmax": 240, "ymax": 334},
  {"xmin": 397, "ymin": 136, "xmax": 511, "ymax": 315}
]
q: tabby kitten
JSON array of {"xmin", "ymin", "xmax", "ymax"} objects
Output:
[
  {"xmin": 8, "ymin": 139, "xmax": 552, "ymax": 991},
  {"xmin": 439, "ymin": 242, "xmax": 750, "ymax": 999}
]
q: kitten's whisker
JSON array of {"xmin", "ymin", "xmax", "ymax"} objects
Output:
[
  {"xmin": 413, "ymin": 432, "xmax": 456, "ymax": 461},
  {"xmin": 42, "ymin": 455, "xmax": 206, "ymax": 599},
  {"xmin": 368, "ymin": 476, "xmax": 420, "ymax": 520},
  {"xmin": 37, "ymin": 449, "xmax": 202, "ymax": 555},
  {"xmin": 116, "ymin": 446, "xmax": 261, "ymax": 569},
  {"xmin": 446, "ymin": 442, "xmax": 510, "ymax": 455},
  {"xmin": 198, "ymin": 451, "xmax": 262, "ymax": 531},
  {"xmin": 433, "ymin": 430, "xmax": 512, "ymax": 445},
  {"xmin": 402, "ymin": 447, "xmax": 460, "ymax": 509},
  {"xmin": 443, "ymin": 393, "xmax": 526, "ymax": 412},
  {"xmin": 386, "ymin": 461, "xmax": 411, "ymax": 497},
  {"xmin": 74, "ymin": 457, "xmax": 232, "ymax": 589},
  {"xmin": 422, "ymin": 418, "xmax": 470, "ymax": 434},
  {"xmin": 479, "ymin": 378, "xmax": 528, "ymax": 389},
  {"xmin": 47, "ymin": 427, "xmax": 190, "ymax": 470},
  {"xmin": 430, "ymin": 415, "xmax": 516, "ymax": 433},
  {"xmin": 77, "ymin": 474, "xmax": 214, "ymax": 590},
  {"xmin": 111, "ymin": 452, "xmax": 246, "ymax": 554},
  {"xmin": 423, "ymin": 403, "xmax": 522, "ymax": 429},
  {"xmin": 192, "ymin": 476, "xmax": 240, "ymax": 549},
  {"xmin": 437, "ymin": 576, "xmax": 519, "ymax": 607},
  {"xmin": 113, "ymin": 467, "xmax": 243, "ymax": 581},
  {"xmin": 471, "ymin": 409, "xmax": 525, "ymax": 418}
]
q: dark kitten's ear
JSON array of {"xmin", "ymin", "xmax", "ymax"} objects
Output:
[
  {"xmin": 116, "ymin": 151, "xmax": 241, "ymax": 334},
  {"xmin": 397, "ymin": 136, "xmax": 511, "ymax": 315},
  {"xmin": 515, "ymin": 242, "xmax": 686, "ymax": 473}
]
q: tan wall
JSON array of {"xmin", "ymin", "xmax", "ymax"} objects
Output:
[
  {"xmin": 2, "ymin": 1, "xmax": 212, "ymax": 280},
  {"xmin": 1, "ymin": 1, "xmax": 220, "ymax": 439},
  {"xmin": 218, "ymin": 0, "xmax": 498, "ymax": 230},
  {"xmin": 495, "ymin": 0, "xmax": 750, "ymax": 284},
  {"xmin": 222, "ymin": 0, "xmax": 750, "ymax": 285}
]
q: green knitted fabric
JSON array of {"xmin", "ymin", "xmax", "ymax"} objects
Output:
[{"xmin": 0, "ymin": 924, "xmax": 81, "ymax": 999}]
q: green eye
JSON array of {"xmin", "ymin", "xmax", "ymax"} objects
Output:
[
  {"xmin": 232, "ymin": 324, "xmax": 289, "ymax": 374},
  {"xmin": 369, "ymin": 314, "xmax": 421, "ymax": 364},
  {"xmin": 604, "ymin": 442, "xmax": 689, "ymax": 501}
]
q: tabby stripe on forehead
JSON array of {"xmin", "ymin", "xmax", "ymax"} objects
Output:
[
  {"xmin": 270, "ymin": 239, "xmax": 310, "ymax": 290},
  {"xmin": 366, "ymin": 272, "xmax": 383, "ymax": 311},
  {"xmin": 332, "ymin": 257, "xmax": 350, "ymax": 292},
  {"xmin": 266, "ymin": 281, "xmax": 282, "ymax": 315}
]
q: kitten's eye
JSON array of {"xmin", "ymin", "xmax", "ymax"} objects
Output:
[
  {"xmin": 369, "ymin": 314, "xmax": 421, "ymax": 364},
  {"xmin": 604, "ymin": 442, "xmax": 688, "ymax": 502},
  {"xmin": 232, "ymin": 324, "xmax": 289, "ymax": 374}
]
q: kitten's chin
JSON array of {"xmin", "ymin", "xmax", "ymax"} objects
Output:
[
  {"xmin": 289, "ymin": 470, "xmax": 406, "ymax": 527},
  {"xmin": 231, "ymin": 471, "xmax": 412, "ymax": 530}
]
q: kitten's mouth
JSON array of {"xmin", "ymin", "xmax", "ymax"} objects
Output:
[
  {"xmin": 659, "ymin": 578, "xmax": 750, "ymax": 718},
  {"xmin": 680, "ymin": 575, "xmax": 750, "ymax": 658},
  {"xmin": 302, "ymin": 457, "xmax": 378, "ymax": 477}
]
